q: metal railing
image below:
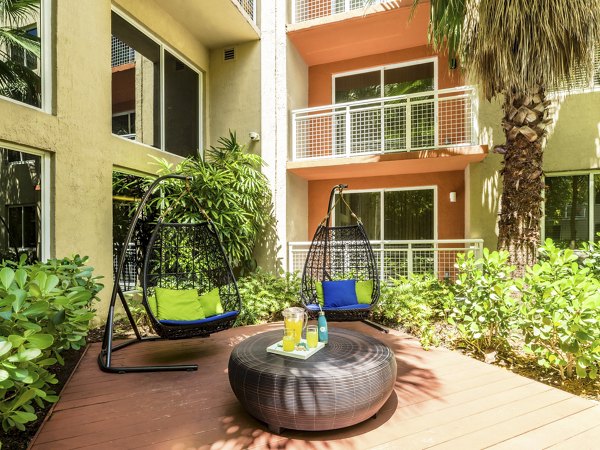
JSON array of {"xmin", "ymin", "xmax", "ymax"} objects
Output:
[
  {"xmin": 288, "ymin": 239, "xmax": 484, "ymax": 281},
  {"xmin": 292, "ymin": 0, "xmax": 388, "ymax": 23},
  {"xmin": 236, "ymin": 0, "xmax": 256, "ymax": 22},
  {"xmin": 111, "ymin": 36, "xmax": 135, "ymax": 68},
  {"xmin": 292, "ymin": 86, "xmax": 477, "ymax": 160}
]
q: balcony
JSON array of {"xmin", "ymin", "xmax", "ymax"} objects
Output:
[
  {"xmin": 288, "ymin": 239, "xmax": 484, "ymax": 281},
  {"xmin": 154, "ymin": 0, "xmax": 259, "ymax": 49},
  {"xmin": 292, "ymin": 0, "xmax": 390, "ymax": 24},
  {"xmin": 292, "ymin": 87, "xmax": 477, "ymax": 158}
]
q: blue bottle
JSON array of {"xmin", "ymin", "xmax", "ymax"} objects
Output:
[{"xmin": 318, "ymin": 311, "xmax": 328, "ymax": 344}]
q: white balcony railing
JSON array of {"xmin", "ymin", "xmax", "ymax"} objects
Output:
[
  {"xmin": 236, "ymin": 0, "xmax": 256, "ymax": 22},
  {"xmin": 288, "ymin": 239, "xmax": 484, "ymax": 281},
  {"xmin": 293, "ymin": 0, "xmax": 388, "ymax": 23},
  {"xmin": 292, "ymin": 86, "xmax": 478, "ymax": 161}
]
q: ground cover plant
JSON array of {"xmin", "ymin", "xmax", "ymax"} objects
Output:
[{"xmin": 0, "ymin": 255, "xmax": 103, "ymax": 440}]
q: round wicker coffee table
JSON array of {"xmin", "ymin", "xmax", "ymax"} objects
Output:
[{"xmin": 228, "ymin": 328, "xmax": 397, "ymax": 434}]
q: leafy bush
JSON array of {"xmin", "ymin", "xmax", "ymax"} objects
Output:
[
  {"xmin": 150, "ymin": 132, "xmax": 274, "ymax": 271},
  {"xmin": 516, "ymin": 240, "xmax": 600, "ymax": 379},
  {"xmin": 450, "ymin": 249, "xmax": 518, "ymax": 354},
  {"xmin": 235, "ymin": 270, "xmax": 301, "ymax": 326},
  {"xmin": 0, "ymin": 256, "xmax": 103, "ymax": 432},
  {"xmin": 373, "ymin": 275, "xmax": 453, "ymax": 349}
]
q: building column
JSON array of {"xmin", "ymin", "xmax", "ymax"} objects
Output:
[{"xmin": 258, "ymin": 0, "xmax": 288, "ymax": 272}]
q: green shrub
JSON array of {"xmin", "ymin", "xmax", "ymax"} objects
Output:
[
  {"xmin": 150, "ymin": 131, "xmax": 275, "ymax": 272},
  {"xmin": 0, "ymin": 255, "xmax": 103, "ymax": 432},
  {"xmin": 235, "ymin": 270, "xmax": 301, "ymax": 326},
  {"xmin": 450, "ymin": 249, "xmax": 518, "ymax": 354},
  {"xmin": 373, "ymin": 274, "xmax": 453, "ymax": 349},
  {"xmin": 516, "ymin": 239, "xmax": 600, "ymax": 379}
]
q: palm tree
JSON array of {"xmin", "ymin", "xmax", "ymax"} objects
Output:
[
  {"xmin": 389, "ymin": 0, "xmax": 600, "ymax": 274},
  {"xmin": 0, "ymin": 0, "xmax": 41, "ymax": 106}
]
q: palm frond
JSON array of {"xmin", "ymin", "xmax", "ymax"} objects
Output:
[{"xmin": 0, "ymin": 0, "xmax": 40, "ymax": 27}]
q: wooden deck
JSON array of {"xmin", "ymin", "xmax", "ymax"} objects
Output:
[{"xmin": 31, "ymin": 322, "xmax": 600, "ymax": 449}]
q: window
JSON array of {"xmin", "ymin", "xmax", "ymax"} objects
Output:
[
  {"xmin": 111, "ymin": 10, "xmax": 201, "ymax": 157},
  {"xmin": 556, "ymin": 46, "xmax": 600, "ymax": 92},
  {"xmin": 1, "ymin": 147, "xmax": 46, "ymax": 262},
  {"xmin": 0, "ymin": 0, "xmax": 49, "ymax": 108},
  {"xmin": 333, "ymin": 60, "xmax": 437, "ymax": 152},
  {"xmin": 544, "ymin": 173, "xmax": 600, "ymax": 248},
  {"xmin": 334, "ymin": 187, "xmax": 436, "ymax": 241}
]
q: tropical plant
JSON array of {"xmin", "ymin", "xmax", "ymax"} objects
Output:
[
  {"xmin": 385, "ymin": 0, "xmax": 600, "ymax": 275},
  {"xmin": 0, "ymin": 0, "xmax": 41, "ymax": 106},
  {"xmin": 450, "ymin": 249, "xmax": 518, "ymax": 354},
  {"xmin": 516, "ymin": 240, "xmax": 600, "ymax": 379},
  {"xmin": 150, "ymin": 131, "xmax": 274, "ymax": 271},
  {"xmin": 373, "ymin": 274, "xmax": 453, "ymax": 349},
  {"xmin": 235, "ymin": 270, "xmax": 301, "ymax": 326},
  {"xmin": 0, "ymin": 255, "xmax": 103, "ymax": 432}
]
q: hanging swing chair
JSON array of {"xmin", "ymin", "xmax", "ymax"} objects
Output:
[
  {"xmin": 98, "ymin": 174, "xmax": 242, "ymax": 373},
  {"xmin": 300, "ymin": 184, "xmax": 386, "ymax": 332}
]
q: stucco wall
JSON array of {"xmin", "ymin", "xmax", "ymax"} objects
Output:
[
  {"xmin": 468, "ymin": 91, "xmax": 600, "ymax": 249},
  {"xmin": 208, "ymin": 41, "xmax": 261, "ymax": 151},
  {"xmin": 0, "ymin": 0, "xmax": 259, "ymax": 320},
  {"xmin": 308, "ymin": 171, "xmax": 465, "ymax": 240}
]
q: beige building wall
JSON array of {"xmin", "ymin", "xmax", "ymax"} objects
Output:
[
  {"xmin": 0, "ymin": 0, "xmax": 260, "ymax": 319},
  {"xmin": 468, "ymin": 91, "xmax": 600, "ymax": 250}
]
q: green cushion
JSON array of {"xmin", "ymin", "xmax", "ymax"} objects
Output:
[
  {"xmin": 146, "ymin": 295, "xmax": 158, "ymax": 317},
  {"xmin": 153, "ymin": 287, "xmax": 205, "ymax": 321},
  {"xmin": 355, "ymin": 280, "xmax": 374, "ymax": 304},
  {"xmin": 315, "ymin": 282, "xmax": 324, "ymax": 305},
  {"xmin": 199, "ymin": 287, "xmax": 224, "ymax": 317}
]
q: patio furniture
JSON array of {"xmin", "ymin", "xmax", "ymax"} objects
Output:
[
  {"xmin": 301, "ymin": 184, "xmax": 384, "ymax": 330},
  {"xmin": 228, "ymin": 327, "xmax": 397, "ymax": 434},
  {"xmin": 98, "ymin": 174, "xmax": 241, "ymax": 373}
]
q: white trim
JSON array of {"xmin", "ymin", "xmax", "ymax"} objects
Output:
[
  {"xmin": 40, "ymin": 0, "xmax": 52, "ymax": 113},
  {"xmin": 111, "ymin": 7, "xmax": 204, "ymax": 155},
  {"xmin": 0, "ymin": 143, "xmax": 51, "ymax": 261}
]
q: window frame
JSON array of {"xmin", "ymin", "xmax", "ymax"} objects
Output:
[
  {"xmin": 6, "ymin": 204, "xmax": 37, "ymax": 250},
  {"xmin": 111, "ymin": 7, "xmax": 204, "ymax": 156},
  {"xmin": 1, "ymin": 144, "xmax": 50, "ymax": 260},
  {"xmin": 542, "ymin": 171, "xmax": 599, "ymax": 244},
  {"xmin": 332, "ymin": 186, "xmax": 438, "ymax": 242},
  {"xmin": 0, "ymin": 0, "xmax": 52, "ymax": 112},
  {"xmin": 331, "ymin": 57, "xmax": 439, "ymax": 104}
]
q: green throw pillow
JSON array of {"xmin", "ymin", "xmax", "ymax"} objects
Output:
[
  {"xmin": 315, "ymin": 282, "xmax": 324, "ymax": 306},
  {"xmin": 199, "ymin": 287, "xmax": 224, "ymax": 317},
  {"xmin": 355, "ymin": 280, "xmax": 374, "ymax": 304},
  {"xmin": 146, "ymin": 295, "xmax": 158, "ymax": 317},
  {"xmin": 153, "ymin": 287, "xmax": 205, "ymax": 321}
]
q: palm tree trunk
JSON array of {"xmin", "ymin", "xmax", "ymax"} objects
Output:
[{"xmin": 497, "ymin": 86, "xmax": 550, "ymax": 276}]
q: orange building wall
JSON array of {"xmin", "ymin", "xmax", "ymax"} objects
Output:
[
  {"xmin": 307, "ymin": 170, "xmax": 465, "ymax": 241},
  {"xmin": 308, "ymin": 45, "xmax": 462, "ymax": 107}
]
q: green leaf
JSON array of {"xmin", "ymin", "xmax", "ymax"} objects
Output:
[
  {"xmin": 0, "ymin": 267, "xmax": 15, "ymax": 289},
  {"xmin": 0, "ymin": 369, "xmax": 9, "ymax": 382},
  {"xmin": 0, "ymin": 341, "xmax": 12, "ymax": 357},
  {"xmin": 14, "ymin": 269, "xmax": 27, "ymax": 289},
  {"xmin": 22, "ymin": 301, "xmax": 50, "ymax": 317},
  {"xmin": 26, "ymin": 334, "xmax": 54, "ymax": 350},
  {"xmin": 12, "ymin": 389, "xmax": 37, "ymax": 409},
  {"xmin": 576, "ymin": 365, "xmax": 587, "ymax": 378}
]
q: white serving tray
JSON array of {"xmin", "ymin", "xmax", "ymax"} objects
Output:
[{"xmin": 266, "ymin": 339, "xmax": 325, "ymax": 360}]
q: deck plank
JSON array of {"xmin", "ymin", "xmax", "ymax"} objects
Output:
[{"xmin": 31, "ymin": 322, "xmax": 600, "ymax": 449}]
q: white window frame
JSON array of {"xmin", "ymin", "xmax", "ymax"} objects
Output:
[
  {"xmin": 333, "ymin": 186, "xmax": 438, "ymax": 241},
  {"xmin": 111, "ymin": 110, "xmax": 136, "ymax": 139},
  {"xmin": 1, "ymin": 144, "xmax": 51, "ymax": 260},
  {"xmin": 542, "ymin": 171, "xmax": 599, "ymax": 243},
  {"xmin": 0, "ymin": 0, "xmax": 52, "ymax": 113},
  {"xmin": 331, "ymin": 57, "xmax": 439, "ymax": 103},
  {"xmin": 111, "ymin": 7, "xmax": 204, "ymax": 156}
]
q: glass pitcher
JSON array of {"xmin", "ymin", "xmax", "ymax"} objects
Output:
[{"xmin": 282, "ymin": 307, "xmax": 308, "ymax": 344}]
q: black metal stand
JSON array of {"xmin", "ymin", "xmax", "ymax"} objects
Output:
[{"xmin": 98, "ymin": 174, "xmax": 199, "ymax": 373}]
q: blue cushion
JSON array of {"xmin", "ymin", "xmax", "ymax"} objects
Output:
[
  {"xmin": 322, "ymin": 280, "xmax": 358, "ymax": 307},
  {"xmin": 306, "ymin": 303, "xmax": 370, "ymax": 311},
  {"xmin": 159, "ymin": 310, "xmax": 239, "ymax": 326}
]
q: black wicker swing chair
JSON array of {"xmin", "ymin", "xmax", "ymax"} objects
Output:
[
  {"xmin": 98, "ymin": 174, "xmax": 242, "ymax": 373},
  {"xmin": 300, "ymin": 184, "xmax": 387, "ymax": 332}
]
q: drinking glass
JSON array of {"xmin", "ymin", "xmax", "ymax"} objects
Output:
[
  {"xmin": 282, "ymin": 329, "xmax": 295, "ymax": 352},
  {"xmin": 306, "ymin": 325, "xmax": 318, "ymax": 348}
]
